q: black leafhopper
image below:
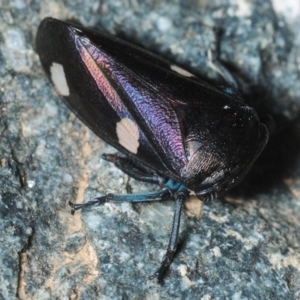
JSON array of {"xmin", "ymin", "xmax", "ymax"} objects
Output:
[{"xmin": 36, "ymin": 17, "xmax": 268, "ymax": 284}]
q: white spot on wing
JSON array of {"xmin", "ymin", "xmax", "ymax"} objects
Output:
[
  {"xmin": 50, "ymin": 62, "xmax": 70, "ymax": 96},
  {"xmin": 116, "ymin": 118, "xmax": 140, "ymax": 154},
  {"xmin": 170, "ymin": 64, "xmax": 194, "ymax": 77}
]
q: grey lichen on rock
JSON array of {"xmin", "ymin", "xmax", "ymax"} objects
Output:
[{"xmin": 0, "ymin": 0, "xmax": 300, "ymax": 299}]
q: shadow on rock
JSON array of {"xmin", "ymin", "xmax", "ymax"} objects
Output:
[{"xmin": 229, "ymin": 114, "xmax": 300, "ymax": 199}]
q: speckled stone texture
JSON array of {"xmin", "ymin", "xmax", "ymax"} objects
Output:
[{"xmin": 0, "ymin": 0, "xmax": 300, "ymax": 299}]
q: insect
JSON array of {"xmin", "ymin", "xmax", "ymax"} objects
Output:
[{"xmin": 36, "ymin": 17, "xmax": 269, "ymax": 284}]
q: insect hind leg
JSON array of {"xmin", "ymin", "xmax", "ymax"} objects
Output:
[
  {"xmin": 102, "ymin": 153, "xmax": 166, "ymax": 185},
  {"xmin": 69, "ymin": 179, "xmax": 182, "ymax": 214},
  {"xmin": 69, "ymin": 186, "xmax": 173, "ymax": 214}
]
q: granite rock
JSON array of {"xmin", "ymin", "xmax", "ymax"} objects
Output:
[{"xmin": 0, "ymin": 0, "xmax": 299, "ymax": 299}]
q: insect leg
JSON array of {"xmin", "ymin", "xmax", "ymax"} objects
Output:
[
  {"xmin": 102, "ymin": 153, "xmax": 166, "ymax": 184},
  {"xmin": 69, "ymin": 187, "xmax": 172, "ymax": 214},
  {"xmin": 207, "ymin": 49, "xmax": 242, "ymax": 96},
  {"xmin": 149, "ymin": 187, "xmax": 189, "ymax": 284}
]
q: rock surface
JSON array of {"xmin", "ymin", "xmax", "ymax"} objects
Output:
[{"xmin": 0, "ymin": 0, "xmax": 300, "ymax": 299}]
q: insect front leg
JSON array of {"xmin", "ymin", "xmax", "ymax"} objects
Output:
[
  {"xmin": 149, "ymin": 187, "xmax": 189, "ymax": 285},
  {"xmin": 102, "ymin": 153, "xmax": 166, "ymax": 185}
]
